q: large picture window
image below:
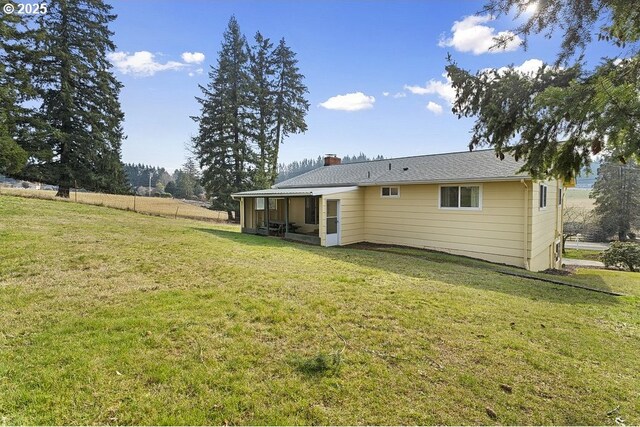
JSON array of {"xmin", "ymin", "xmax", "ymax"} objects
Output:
[
  {"xmin": 305, "ymin": 196, "xmax": 319, "ymax": 225},
  {"xmin": 439, "ymin": 185, "xmax": 481, "ymax": 209}
]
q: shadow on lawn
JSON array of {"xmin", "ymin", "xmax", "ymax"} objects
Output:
[{"xmin": 193, "ymin": 227, "xmax": 617, "ymax": 306}]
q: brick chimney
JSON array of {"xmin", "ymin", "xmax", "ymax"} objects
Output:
[{"xmin": 324, "ymin": 154, "xmax": 341, "ymax": 166}]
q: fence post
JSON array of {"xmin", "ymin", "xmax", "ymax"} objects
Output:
[
  {"xmin": 175, "ymin": 206, "xmax": 179, "ymax": 219},
  {"xmin": 133, "ymin": 194, "xmax": 136, "ymax": 212}
]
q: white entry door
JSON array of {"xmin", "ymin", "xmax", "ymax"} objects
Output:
[{"xmin": 325, "ymin": 199, "xmax": 340, "ymax": 246}]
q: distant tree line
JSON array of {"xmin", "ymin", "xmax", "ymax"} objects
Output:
[
  {"xmin": 276, "ymin": 153, "xmax": 385, "ymax": 183},
  {"xmin": 1, "ymin": 0, "xmax": 128, "ymax": 197},
  {"xmin": 192, "ymin": 16, "xmax": 309, "ymax": 220},
  {"xmin": 124, "ymin": 159, "xmax": 203, "ymax": 199}
]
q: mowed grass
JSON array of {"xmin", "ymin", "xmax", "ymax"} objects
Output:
[
  {"xmin": 564, "ymin": 248, "xmax": 604, "ymax": 261},
  {"xmin": 564, "ymin": 188, "xmax": 594, "ymax": 210},
  {"xmin": 1, "ymin": 195, "xmax": 639, "ymax": 425},
  {"xmin": 0, "ymin": 187, "xmax": 228, "ymax": 221}
]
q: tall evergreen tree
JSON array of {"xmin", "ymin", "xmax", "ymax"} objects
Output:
[
  {"xmin": 269, "ymin": 38, "xmax": 309, "ymax": 184},
  {"xmin": 0, "ymin": 8, "xmax": 36, "ymax": 175},
  {"xmin": 248, "ymin": 31, "xmax": 276, "ymax": 189},
  {"xmin": 590, "ymin": 160, "xmax": 640, "ymax": 241},
  {"xmin": 26, "ymin": 0, "xmax": 128, "ymax": 197},
  {"xmin": 193, "ymin": 16, "xmax": 252, "ymax": 220}
]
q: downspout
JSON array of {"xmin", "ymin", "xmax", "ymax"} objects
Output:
[
  {"xmin": 521, "ymin": 179, "xmax": 530, "ymax": 270},
  {"xmin": 556, "ymin": 180, "xmax": 563, "ymax": 267}
]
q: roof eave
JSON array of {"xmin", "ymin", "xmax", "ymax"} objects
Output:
[{"xmin": 358, "ymin": 176, "xmax": 530, "ymax": 186}]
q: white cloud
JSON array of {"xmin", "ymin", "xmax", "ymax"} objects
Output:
[
  {"xmin": 511, "ymin": 58, "xmax": 544, "ymax": 74},
  {"xmin": 404, "ymin": 73, "xmax": 456, "ymax": 105},
  {"xmin": 383, "ymin": 91, "xmax": 406, "ymax": 98},
  {"xmin": 107, "ymin": 51, "xmax": 185, "ymax": 76},
  {"xmin": 188, "ymin": 68, "xmax": 205, "ymax": 77},
  {"xmin": 181, "ymin": 52, "xmax": 205, "ymax": 64},
  {"xmin": 426, "ymin": 101, "xmax": 443, "ymax": 115},
  {"xmin": 487, "ymin": 58, "xmax": 546, "ymax": 77},
  {"xmin": 319, "ymin": 92, "xmax": 375, "ymax": 111},
  {"xmin": 438, "ymin": 14, "xmax": 522, "ymax": 55}
]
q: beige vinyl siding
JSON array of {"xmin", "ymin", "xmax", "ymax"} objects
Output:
[
  {"xmin": 239, "ymin": 178, "xmax": 563, "ymax": 271},
  {"xmin": 363, "ymin": 182, "xmax": 528, "ymax": 268},
  {"xmin": 319, "ymin": 188, "xmax": 364, "ymax": 246},
  {"xmin": 336, "ymin": 188, "xmax": 365, "ymax": 245},
  {"xmin": 529, "ymin": 180, "xmax": 562, "ymax": 271}
]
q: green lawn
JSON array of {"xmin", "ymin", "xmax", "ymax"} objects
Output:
[
  {"xmin": 564, "ymin": 248, "xmax": 604, "ymax": 262},
  {"xmin": 1, "ymin": 195, "xmax": 639, "ymax": 425}
]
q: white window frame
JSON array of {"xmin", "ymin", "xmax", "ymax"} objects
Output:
[
  {"xmin": 539, "ymin": 184, "xmax": 548, "ymax": 210},
  {"xmin": 438, "ymin": 184, "xmax": 483, "ymax": 211},
  {"xmin": 380, "ymin": 186, "xmax": 400, "ymax": 198},
  {"xmin": 558, "ymin": 187, "xmax": 563, "ymax": 206}
]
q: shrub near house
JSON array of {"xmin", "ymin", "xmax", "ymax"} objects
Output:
[{"xmin": 602, "ymin": 242, "xmax": 640, "ymax": 272}]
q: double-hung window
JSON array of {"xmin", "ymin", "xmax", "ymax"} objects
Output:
[
  {"xmin": 539, "ymin": 184, "xmax": 548, "ymax": 209},
  {"xmin": 439, "ymin": 185, "xmax": 481, "ymax": 209},
  {"xmin": 381, "ymin": 186, "xmax": 400, "ymax": 198}
]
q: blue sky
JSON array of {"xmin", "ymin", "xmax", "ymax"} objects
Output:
[{"xmin": 109, "ymin": 1, "xmax": 617, "ymax": 172}]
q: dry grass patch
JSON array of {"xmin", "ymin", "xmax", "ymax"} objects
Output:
[{"xmin": 0, "ymin": 187, "xmax": 227, "ymax": 221}]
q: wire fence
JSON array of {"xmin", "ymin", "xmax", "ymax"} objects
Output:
[{"xmin": 0, "ymin": 187, "xmax": 229, "ymax": 222}]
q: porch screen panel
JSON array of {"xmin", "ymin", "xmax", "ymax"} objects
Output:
[
  {"xmin": 305, "ymin": 196, "xmax": 319, "ymax": 224},
  {"xmin": 255, "ymin": 197, "xmax": 265, "ymax": 227}
]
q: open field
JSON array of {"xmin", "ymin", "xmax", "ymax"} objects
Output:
[
  {"xmin": 0, "ymin": 187, "xmax": 228, "ymax": 222},
  {"xmin": 564, "ymin": 188, "xmax": 595, "ymax": 210},
  {"xmin": 0, "ymin": 195, "xmax": 639, "ymax": 425}
]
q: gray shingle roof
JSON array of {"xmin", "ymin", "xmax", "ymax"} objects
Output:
[{"xmin": 275, "ymin": 149, "xmax": 528, "ymax": 189}]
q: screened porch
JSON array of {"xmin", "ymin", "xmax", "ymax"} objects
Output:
[{"xmin": 240, "ymin": 196, "xmax": 321, "ymax": 245}]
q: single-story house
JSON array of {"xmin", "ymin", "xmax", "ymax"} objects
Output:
[{"xmin": 232, "ymin": 150, "xmax": 565, "ymax": 271}]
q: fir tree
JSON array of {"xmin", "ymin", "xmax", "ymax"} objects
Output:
[
  {"xmin": 29, "ymin": 0, "xmax": 128, "ymax": 197},
  {"xmin": 269, "ymin": 38, "xmax": 309, "ymax": 184},
  {"xmin": 193, "ymin": 16, "xmax": 252, "ymax": 220},
  {"xmin": 0, "ymin": 9, "xmax": 35, "ymax": 175},
  {"xmin": 590, "ymin": 160, "xmax": 640, "ymax": 241},
  {"xmin": 248, "ymin": 31, "xmax": 276, "ymax": 189}
]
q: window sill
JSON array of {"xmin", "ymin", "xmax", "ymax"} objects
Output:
[{"xmin": 439, "ymin": 207, "xmax": 482, "ymax": 211}]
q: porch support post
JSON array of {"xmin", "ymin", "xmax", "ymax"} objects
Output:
[
  {"xmin": 285, "ymin": 197, "xmax": 289, "ymax": 234},
  {"xmin": 266, "ymin": 197, "xmax": 270, "ymax": 234}
]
